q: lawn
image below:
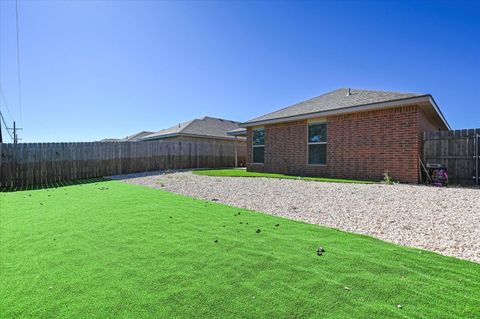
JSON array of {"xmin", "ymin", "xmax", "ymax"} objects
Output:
[
  {"xmin": 1, "ymin": 181, "xmax": 479, "ymax": 318},
  {"xmin": 193, "ymin": 168, "xmax": 375, "ymax": 183}
]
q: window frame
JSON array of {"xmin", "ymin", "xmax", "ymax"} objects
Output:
[
  {"xmin": 252, "ymin": 127, "xmax": 265, "ymax": 164},
  {"xmin": 307, "ymin": 121, "xmax": 327, "ymax": 165}
]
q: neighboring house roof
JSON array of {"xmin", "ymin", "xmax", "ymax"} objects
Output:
[
  {"xmin": 241, "ymin": 88, "xmax": 450, "ymax": 129},
  {"xmin": 227, "ymin": 127, "xmax": 247, "ymax": 137},
  {"xmin": 99, "ymin": 138, "xmax": 121, "ymax": 142},
  {"xmin": 141, "ymin": 117, "xmax": 245, "ymax": 141},
  {"xmin": 100, "ymin": 131, "xmax": 154, "ymax": 142},
  {"xmin": 120, "ymin": 131, "xmax": 154, "ymax": 141}
]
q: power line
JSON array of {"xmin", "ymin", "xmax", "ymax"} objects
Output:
[
  {"xmin": 0, "ymin": 110, "xmax": 14, "ymax": 141},
  {"xmin": 0, "ymin": 85, "xmax": 16, "ymax": 142},
  {"xmin": 0, "ymin": 84, "xmax": 15, "ymax": 122},
  {"xmin": 15, "ymin": 0, "xmax": 23, "ymax": 126},
  {"xmin": 0, "ymin": 85, "xmax": 17, "ymax": 143}
]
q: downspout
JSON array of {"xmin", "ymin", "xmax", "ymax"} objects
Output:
[
  {"xmin": 234, "ymin": 136, "xmax": 238, "ymax": 167},
  {"xmin": 476, "ymin": 132, "xmax": 479, "ymax": 186}
]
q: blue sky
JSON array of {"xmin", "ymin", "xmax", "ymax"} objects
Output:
[{"xmin": 0, "ymin": 0, "xmax": 479, "ymax": 142}]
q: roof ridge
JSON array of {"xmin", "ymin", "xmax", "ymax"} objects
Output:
[
  {"xmin": 346, "ymin": 87, "xmax": 424, "ymax": 96},
  {"xmin": 178, "ymin": 118, "xmax": 198, "ymax": 133},
  {"xmin": 200, "ymin": 116, "xmax": 241, "ymax": 123},
  {"xmin": 127, "ymin": 131, "xmax": 150, "ymax": 138},
  {"xmin": 242, "ymin": 87, "xmax": 436, "ymax": 126},
  {"xmin": 249, "ymin": 88, "xmax": 344, "ymax": 121}
]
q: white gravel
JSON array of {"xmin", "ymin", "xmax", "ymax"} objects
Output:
[{"xmin": 112, "ymin": 171, "xmax": 480, "ymax": 263}]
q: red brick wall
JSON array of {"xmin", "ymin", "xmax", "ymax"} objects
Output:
[{"xmin": 247, "ymin": 105, "xmax": 439, "ymax": 183}]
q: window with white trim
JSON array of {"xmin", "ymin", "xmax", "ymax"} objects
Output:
[
  {"xmin": 252, "ymin": 128, "xmax": 265, "ymax": 163},
  {"xmin": 308, "ymin": 122, "xmax": 327, "ymax": 164}
]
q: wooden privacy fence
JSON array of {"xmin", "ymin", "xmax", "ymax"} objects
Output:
[
  {"xmin": 0, "ymin": 140, "xmax": 245, "ymax": 188},
  {"xmin": 424, "ymin": 129, "xmax": 480, "ymax": 185}
]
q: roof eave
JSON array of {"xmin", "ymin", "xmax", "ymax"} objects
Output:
[
  {"xmin": 140, "ymin": 132, "xmax": 244, "ymax": 141},
  {"xmin": 428, "ymin": 95, "xmax": 451, "ymax": 130},
  {"xmin": 227, "ymin": 129, "xmax": 247, "ymax": 137},
  {"xmin": 140, "ymin": 132, "xmax": 180, "ymax": 140},
  {"xmin": 240, "ymin": 95, "xmax": 449, "ymax": 129}
]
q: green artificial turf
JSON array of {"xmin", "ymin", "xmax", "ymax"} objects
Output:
[
  {"xmin": 1, "ymin": 181, "xmax": 479, "ymax": 318},
  {"xmin": 193, "ymin": 168, "xmax": 375, "ymax": 184}
]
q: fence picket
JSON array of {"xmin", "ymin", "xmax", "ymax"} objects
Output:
[
  {"xmin": 0, "ymin": 141, "xmax": 245, "ymax": 187},
  {"xmin": 424, "ymin": 129, "xmax": 477, "ymax": 185}
]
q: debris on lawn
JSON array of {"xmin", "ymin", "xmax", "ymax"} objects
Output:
[
  {"xmin": 397, "ymin": 304, "xmax": 402, "ymax": 309},
  {"xmin": 317, "ymin": 246, "xmax": 325, "ymax": 256},
  {"xmin": 146, "ymin": 171, "xmax": 480, "ymax": 263},
  {"xmin": 256, "ymin": 229, "xmax": 261, "ymax": 234},
  {"xmin": 344, "ymin": 286, "xmax": 350, "ymax": 291}
]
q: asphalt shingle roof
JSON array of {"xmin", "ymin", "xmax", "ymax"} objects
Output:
[
  {"xmin": 99, "ymin": 138, "xmax": 121, "ymax": 142},
  {"xmin": 227, "ymin": 127, "xmax": 247, "ymax": 136},
  {"xmin": 243, "ymin": 88, "xmax": 425, "ymax": 124},
  {"xmin": 142, "ymin": 117, "xmax": 243, "ymax": 140},
  {"xmin": 100, "ymin": 131, "xmax": 155, "ymax": 142},
  {"xmin": 122, "ymin": 131, "xmax": 154, "ymax": 141}
]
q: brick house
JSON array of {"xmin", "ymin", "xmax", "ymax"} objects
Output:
[
  {"xmin": 141, "ymin": 116, "xmax": 247, "ymax": 166},
  {"xmin": 240, "ymin": 88, "xmax": 450, "ymax": 183}
]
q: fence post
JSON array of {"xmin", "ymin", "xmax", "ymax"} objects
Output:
[
  {"xmin": 0, "ymin": 140, "xmax": 244, "ymax": 187},
  {"xmin": 0, "ymin": 142, "xmax": 2, "ymax": 187},
  {"xmin": 476, "ymin": 132, "xmax": 479, "ymax": 186}
]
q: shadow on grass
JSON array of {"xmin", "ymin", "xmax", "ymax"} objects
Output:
[
  {"xmin": 107, "ymin": 168, "xmax": 226, "ymax": 181},
  {"xmin": 0, "ymin": 178, "xmax": 109, "ymax": 193}
]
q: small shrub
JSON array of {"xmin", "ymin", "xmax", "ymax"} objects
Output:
[{"xmin": 382, "ymin": 171, "xmax": 394, "ymax": 185}]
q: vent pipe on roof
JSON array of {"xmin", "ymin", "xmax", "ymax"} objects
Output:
[{"xmin": 346, "ymin": 88, "xmax": 351, "ymax": 96}]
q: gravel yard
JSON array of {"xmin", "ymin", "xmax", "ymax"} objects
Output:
[{"xmin": 113, "ymin": 171, "xmax": 480, "ymax": 263}]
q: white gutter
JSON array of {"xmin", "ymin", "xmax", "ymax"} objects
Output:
[
  {"xmin": 140, "ymin": 132, "xmax": 244, "ymax": 141},
  {"xmin": 227, "ymin": 129, "xmax": 247, "ymax": 137},
  {"xmin": 240, "ymin": 95, "xmax": 450, "ymax": 129},
  {"xmin": 140, "ymin": 132, "xmax": 181, "ymax": 140}
]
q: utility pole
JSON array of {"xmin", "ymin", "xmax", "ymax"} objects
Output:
[
  {"xmin": 0, "ymin": 116, "xmax": 3, "ymax": 143},
  {"xmin": 8, "ymin": 121, "xmax": 22, "ymax": 144}
]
